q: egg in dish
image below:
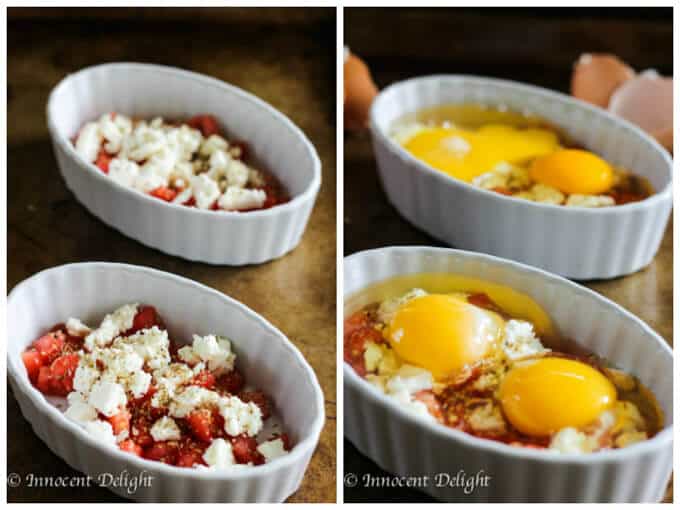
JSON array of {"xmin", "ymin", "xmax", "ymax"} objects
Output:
[
  {"xmin": 390, "ymin": 104, "xmax": 652, "ymax": 207},
  {"xmin": 344, "ymin": 273, "xmax": 662, "ymax": 453}
]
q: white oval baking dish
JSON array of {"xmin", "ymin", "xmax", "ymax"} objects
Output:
[
  {"xmin": 46, "ymin": 63, "xmax": 321, "ymax": 265},
  {"xmin": 344, "ymin": 247, "xmax": 672, "ymax": 502},
  {"xmin": 8, "ymin": 263, "xmax": 325, "ymax": 502},
  {"xmin": 369, "ymin": 75, "xmax": 672, "ymax": 280}
]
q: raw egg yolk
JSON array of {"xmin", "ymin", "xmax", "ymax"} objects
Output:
[
  {"xmin": 402, "ymin": 125, "xmax": 559, "ymax": 182},
  {"xmin": 500, "ymin": 358, "xmax": 616, "ymax": 437},
  {"xmin": 386, "ymin": 294, "xmax": 503, "ymax": 379},
  {"xmin": 529, "ymin": 149, "xmax": 614, "ymax": 195}
]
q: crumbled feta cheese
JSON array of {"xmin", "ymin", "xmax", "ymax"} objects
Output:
[
  {"xmin": 191, "ymin": 174, "xmax": 220, "ymax": 209},
  {"xmin": 64, "ymin": 395, "xmax": 98, "ymax": 424},
  {"xmin": 178, "ymin": 345, "xmax": 200, "ymax": 365},
  {"xmin": 473, "ymin": 162, "xmax": 531, "ymax": 191},
  {"xmin": 88, "ymin": 380, "xmax": 127, "ymax": 417},
  {"xmin": 150, "ymin": 416, "xmax": 182, "ymax": 441},
  {"xmin": 565, "ymin": 194, "xmax": 615, "ymax": 208},
  {"xmin": 99, "ymin": 113, "xmax": 132, "ymax": 154},
  {"xmin": 75, "ymin": 122, "xmax": 102, "ymax": 163},
  {"xmin": 172, "ymin": 187, "xmax": 193, "ymax": 205},
  {"xmin": 516, "ymin": 184, "xmax": 565, "ymax": 205},
  {"xmin": 200, "ymin": 134, "xmax": 229, "ymax": 157},
  {"xmin": 83, "ymin": 420, "xmax": 117, "ymax": 444},
  {"xmin": 191, "ymin": 335, "xmax": 235, "ymax": 375},
  {"xmin": 219, "ymin": 396, "xmax": 263, "ymax": 437},
  {"xmin": 84, "ymin": 303, "xmax": 138, "ymax": 351},
  {"xmin": 115, "ymin": 326, "xmax": 170, "ymax": 370},
  {"xmin": 386, "ymin": 365, "xmax": 433, "ymax": 395},
  {"xmin": 202, "ymin": 438, "xmax": 236, "ymax": 469},
  {"xmin": 550, "ymin": 427, "xmax": 594, "ymax": 454},
  {"xmin": 72, "ymin": 361, "xmax": 99, "ymax": 395},
  {"xmin": 257, "ymin": 438, "xmax": 287, "ymax": 462},
  {"xmin": 129, "ymin": 371, "xmax": 152, "ymax": 399},
  {"xmin": 502, "ymin": 320, "xmax": 548, "ymax": 360},
  {"xmin": 66, "ymin": 318, "xmax": 91, "ymax": 338},
  {"xmin": 169, "ymin": 386, "xmax": 222, "ymax": 418},
  {"xmin": 218, "ymin": 187, "xmax": 266, "ymax": 211},
  {"xmin": 466, "ymin": 402, "xmax": 507, "ymax": 434}
]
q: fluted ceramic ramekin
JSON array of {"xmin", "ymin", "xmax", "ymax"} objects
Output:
[
  {"xmin": 47, "ymin": 63, "xmax": 321, "ymax": 265},
  {"xmin": 369, "ymin": 76, "xmax": 672, "ymax": 280},
  {"xmin": 8, "ymin": 263, "xmax": 325, "ymax": 502},
  {"xmin": 344, "ymin": 247, "xmax": 672, "ymax": 502}
]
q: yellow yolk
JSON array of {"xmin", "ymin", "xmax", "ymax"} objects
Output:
[
  {"xmin": 385, "ymin": 294, "xmax": 504, "ymax": 379},
  {"xmin": 500, "ymin": 358, "xmax": 616, "ymax": 437},
  {"xmin": 529, "ymin": 149, "xmax": 614, "ymax": 195},
  {"xmin": 402, "ymin": 124, "xmax": 560, "ymax": 182}
]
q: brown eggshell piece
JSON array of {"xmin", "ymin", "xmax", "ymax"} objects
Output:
[
  {"xmin": 571, "ymin": 53, "xmax": 635, "ymax": 108},
  {"xmin": 344, "ymin": 52, "xmax": 378, "ymax": 132},
  {"xmin": 608, "ymin": 72, "xmax": 673, "ymax": 152}
]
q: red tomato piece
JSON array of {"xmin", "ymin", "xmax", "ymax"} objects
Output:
[
  {"xmin": 109, "ymin": 409, "xmax": 132, "ymax": 435},
  {"xmin": 95, "ymin": 149, "xmax": 114, "ymax": 174},
  {"xmin": 176, "ymin": 451, "xmax": 204, "ymax": 468},
  {"xmin": 217, "ymin": 369, "xmax": 244, "ymax": 394},
  {"xmin": 36, "ymin": 366, "xmax": 52, "ymax": 394},
  {"xmin": 119, "ymin": 439, "xmax": 143, "ymax": 456},
  {"xmin": 48, "ymin": 353, "xmax": 79, "ymax": 396},
  {"xmin": 143, "ymin": 442, "xmax": 179, "ymax": 465},
  {"xmin": 33, "ymin": 331, "xmax": 66, "ymax": 364},
  {"xmin": 129, "ymin": 305, "xmax": 163, "ymax": 334},
  {"xmin": 187, "ymin": 115, "xmax": 220, "ymax": 137},
  {"xmin": 467, "ymin": 293, "xmax": 503, "ymax": 314},
  {"xmin": 238, "ymin": 391, "xmax": 271, "ymax": 420},
  {"xmin": 149, "ymin": 186, "xmax": 178, "ymax": 202},
  {"xmin": 22, "ymin": 350, "xmax": 43, "ymax": 382},
  {"xmin": 231, "ymin": 435, "xmax": 264, "ymax": 465},
  {"xmin": 192, "ymin": 370, "xmax": 216, "ymax": 389},
  {"xmin": 186, "ymin": 409, "xmax": 214, "ymax": 443}
]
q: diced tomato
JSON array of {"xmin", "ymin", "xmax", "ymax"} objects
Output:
[
  {"xmin": 143, "ymin": 441, "xmax": 179, "ymax": 465},
  {"xmin": 177, "ymin": 450, "xmax": 204, "ymax": 467},
  {"xmin": 22, "ymin": 350, "xmax": 43, "ymax": 382},
  {"xmin": 231, "ymin": 435, "xmax": 264, "ymax": 465},
  {"xmin": 187, "ymin": 115, "xmax": 220, "ymax": 137},
  {"xmin": 119, "ymin": 439, "xmax": 143, "ymax": 456},
  {"xmin": 217, "ymin": 369, "xmax": 244, "ymax": 394},
  {"xmin": 238, "ymin": 391, "xmax": 271, "ymax": 420},
  {"xmin": 48, "ymin": 353, "xmax": 79, "ymax": 396},
  {"xmin": 343, "ymin": 324, "xmax": 382, "ymax": 377},
  {"xmin": 186, "ymin": 409, "xmax": 214, "ymax": 443},
  {"xmin": 344, "ymin": 311, "xmax": 372, "ymax": 338},
  {"xmin": 491, "ymin": 186, "xmax": 512, "ymax": 196},
  {"xmin": 130, "ymin": 389, "xmax": 164, "ymax": 447},
  {"xmin": 37, "ymin": 366, "xmax": 52, "ymax": 394},
  {"xmin": 33, "ymin": 331, "xmax": 66, "ymax": 364},
  {"xmin": 183, "ymin": 196, "xmax": 196, "ymax": 207},
  {"xmin": 95, "ymin": 149, "xmax": 114, "ymax": 174},
  {"xmin": 192, "ymin": 370, "xmax": 216, "ymax": 389},
  {"xmin": 129, "ymin": 305, "xmax": 163, "ymax": 334},
  {"xmin": 109, "ymin": 409, "xmax": 131, "ymax": 435},
  {"xmin": 149, "ymin": 186, "xmax": 178, "ymax": 202}
]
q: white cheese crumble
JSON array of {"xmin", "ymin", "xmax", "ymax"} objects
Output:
[
  {"xmin": 501, "ymin": 320, "xmax": 548, "ymax": 360},
  {"xmin": 565, "ymin": 194, "xmax": 615, "ymax": 208},
  {"xmin": 203, "ymin": 438, "xmax": 236, "ymax": 469},
  {"xmin": 73, "ymin": 113, "xmax": 273, "ymax": 212},
  {"xmin": 83, "ymin": 420, "xmax": 117, "ymax": 444},
  {"xmin": 150, "ymin": 416, "xmax": 182, "ymax": 441},
  {"xmin": 88, "ymin": 380, "xmax": 128, "ymax": 417},
  {"xmin": 66, "ymin": 318, "xmax": 91, "ymax": 338},
  {"xmin": 84, "ymin": 303, "xmax": 138, "ymax": 351},
  {"xmin": 257, "ymin": 438, "xmax": 287, "ymax": 462},
  {"xmin": 219, "ymin": 396, "xmax": 263, "ymax": 437}
]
